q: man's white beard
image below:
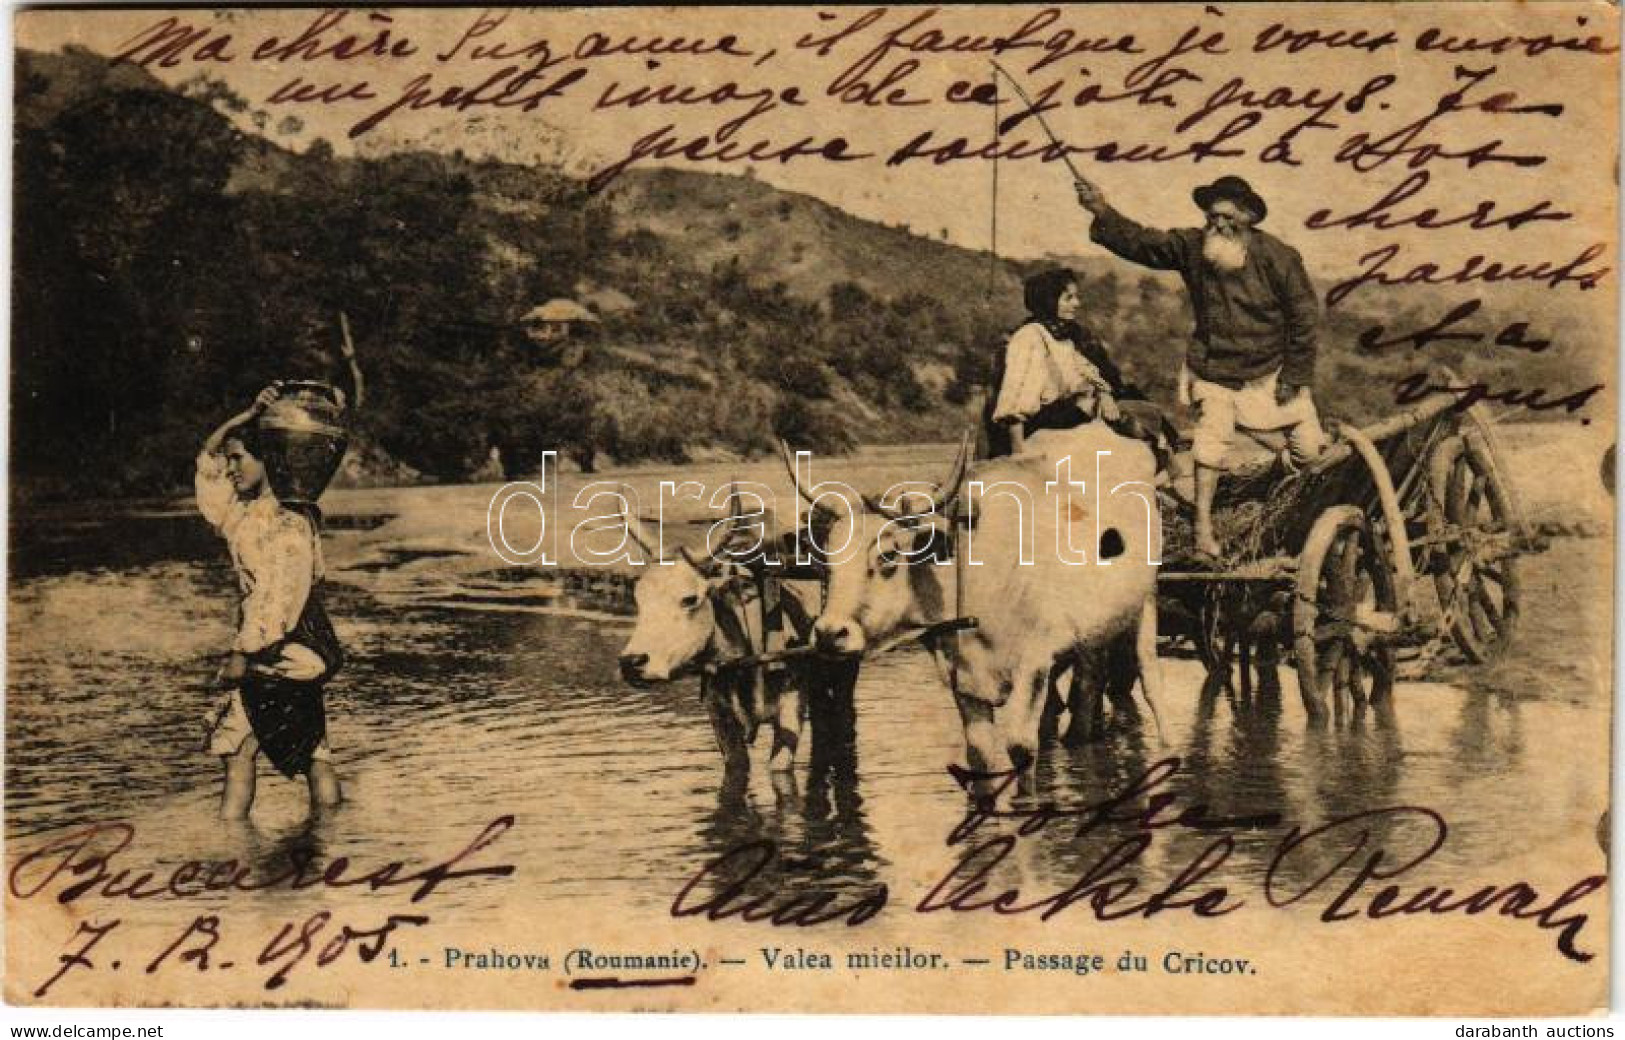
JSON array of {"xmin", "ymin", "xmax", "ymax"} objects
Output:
[{"xmin": 1203, "ymin": 230, "xmax": 1248, "ymax": 272}]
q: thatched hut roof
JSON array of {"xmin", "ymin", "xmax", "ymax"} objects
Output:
[{"xmin": 522, "ymin": 299, "xmax": 599, "ymax": 324}]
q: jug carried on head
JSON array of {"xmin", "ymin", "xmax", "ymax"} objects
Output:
[{"xmin": 258, "ymin": 381, "xmax": 350, "ymax": 506}]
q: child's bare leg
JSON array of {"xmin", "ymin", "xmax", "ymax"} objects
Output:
[
  {"xmin": 221, "ymin": 736, "xmax": 259, "ymax": 818},
  {"xmin": 307, "ymin": 759, "xmax": 342, "ymax": 809}
]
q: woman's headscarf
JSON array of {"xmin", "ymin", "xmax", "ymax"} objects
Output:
[
  {"xmin": 1022, "ymin": 268, "xmax": 1078, "ymax": 327},
  {"xmin": 1018, "ymin": 267, "xmax": 1132, "ymax": 398},
  {"xmin": 1023, "ymin": 267, "xmax": 1099, "ymax": 353}
]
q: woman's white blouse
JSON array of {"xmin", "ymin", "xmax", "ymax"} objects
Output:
[
  {"xmin": 196, "ymin": 451, "xmax": 323, "ymax": 655},
  {"xmin": 991, "ymin": 322, "xmax": 1105, "ymax": 425}
]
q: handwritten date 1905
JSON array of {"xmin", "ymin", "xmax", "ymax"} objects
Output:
[
  {"xmin": 14, "ymin": 816, "xmax": 515, "ymax": 997},
  {"xmin": 33, "ymin": 909, "xmax": 430, "ymax": 998}
]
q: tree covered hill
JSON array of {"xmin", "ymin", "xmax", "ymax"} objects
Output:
[
  {"xmin": 14, "ymin": 46, "xmax": 1034, "ymax": 498},
  {"xmin": 13, "ymin": 46, "xmax": 1602, "ymax": 500}
]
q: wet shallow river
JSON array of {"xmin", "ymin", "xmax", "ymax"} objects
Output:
[{"xmin": 6, "ymin": 448, "xmax": 1613, "ymax": 935}]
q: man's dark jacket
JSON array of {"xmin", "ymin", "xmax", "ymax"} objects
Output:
[{"xmin": 1090, "ymin": 206, "xmax": 1320, "ymax": 389}]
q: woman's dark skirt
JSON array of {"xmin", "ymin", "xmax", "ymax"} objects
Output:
[{"xmin": 242, "ymin": 591, "xmax": 344, "ymax": 779}]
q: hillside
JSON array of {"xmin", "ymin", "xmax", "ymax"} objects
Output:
[
  {"xmin": 12, "ymin": 45, "xmax": 1606, "ymax": 500},
  {"xmin": 603, "ymin": 167, "xmax": 1026, "ymax": 306}
]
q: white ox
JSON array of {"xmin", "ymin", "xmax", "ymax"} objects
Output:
[
  {"xmin": 791, "ymin": 424, "xmax": 1165, "ymax": 782},
  {"xmin": 617, "ymin": 498, "xmax": 821, "ymax": 775}
]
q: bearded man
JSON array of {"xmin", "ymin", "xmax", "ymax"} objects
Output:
[{"xmin": 1075, "ymin": 174, "xmax": 1326, "ymax": 560}]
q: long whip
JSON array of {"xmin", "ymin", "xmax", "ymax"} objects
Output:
[{"xmin": 989, "ymin": 60, "xmax": 1087, "ymax": 185}]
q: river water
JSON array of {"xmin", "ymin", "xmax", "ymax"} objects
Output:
[{"xmin": 6, "ymin": 444, "xmax": 1614, "ymax": 938}]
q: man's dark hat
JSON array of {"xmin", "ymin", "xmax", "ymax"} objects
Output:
[{"xmin": 1193, "ymin": 175, "xmax": 1267, "ymax": 223}]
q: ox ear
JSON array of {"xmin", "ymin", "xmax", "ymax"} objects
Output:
[
  {"xmin": 860, "ymin": 493, "xmax": 902, "ymax": 520},
  {"xmin": 888, "ymin": 518, "xmax": 950, "ymax": 565},
  {"xmin": 619, "ymin": 485, "xmax": 662, "ymax": 564},
  {"xmin": 912, "ymin": 521, "xmax": 952, "ymax": 564}
]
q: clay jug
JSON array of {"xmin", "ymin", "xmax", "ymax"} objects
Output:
[{"xmin": 258, "ymin": 381, "xmax": 349, "ymax": 506}]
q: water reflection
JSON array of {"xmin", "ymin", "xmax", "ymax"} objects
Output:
[
  {"xmin": 1447, "ymin": 688, "xmax": 1526, "ymax": 778},
  {"xmin": 689, "ymin": 657, "xmax": 885, "ymax": 909}
]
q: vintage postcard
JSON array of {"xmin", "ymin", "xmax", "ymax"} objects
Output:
[{"xmin": 6, "ymin": 2, "xmax": 1618, "ymax": 1016}]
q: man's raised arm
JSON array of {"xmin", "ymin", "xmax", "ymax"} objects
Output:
[{"xmin": 1075, "ymin": 178, "xmax": 1193, "ymax": 273}]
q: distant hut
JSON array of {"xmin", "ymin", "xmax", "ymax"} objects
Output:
[{"xmin": 521, "ymin": 299, "xmax": 600, "ymax": 344}]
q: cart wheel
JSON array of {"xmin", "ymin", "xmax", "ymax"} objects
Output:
[
  {"xmin": 1430, "ymin": 434, "xmax": 1521, "ymax": 663},
  {"xmin": 1293, "ymin": 506, "xmax": 1396, "ymax": 720}
]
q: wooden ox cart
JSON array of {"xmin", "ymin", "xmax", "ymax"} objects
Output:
[
  {"xmin": 1156, "ymin": 383, "xmax": 1546, "ymax": 721},
  {"xmin": 696, "ymin": 383, "xmax": 1543, "ymax": 732}
]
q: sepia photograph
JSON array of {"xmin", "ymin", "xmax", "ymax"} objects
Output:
[{"xmin": 4, "ymin": 2, "xmax": 1618, "ymax": 1019}]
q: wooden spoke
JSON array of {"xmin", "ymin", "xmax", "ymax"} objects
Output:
[
  {"xmin": 1294, "ymin": 507, "xmax": 1396, "ymax": 722},
  {"xmin": 1464, "ymin": 473, "xmax": 1486, "ymax": 519},
  {"xmin": 1471, "ymin": 581, "xmax": 1503, "ymax": 625},
  {"xmin": 1427, "ymin": 435, "xmax": 1522, "ymax": 664},
  {"xmin": 1336, "ymin": 535, "xmax": 1360, "ymax": 602}
]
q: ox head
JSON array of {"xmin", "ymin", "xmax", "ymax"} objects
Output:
[
  {"xmin": 781, "ymin": 437, "xmax": 969, "ymax": 655},
  {"xmin": 617, "ymin": 485, "xmax": 753, "ymax": 684}
]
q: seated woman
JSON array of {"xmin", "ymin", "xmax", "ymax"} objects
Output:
[
  {"xmin": 987, "ymin": 267, "xmax": 1165, "ymax": 464},
  {"xmin": 983, "ymin": 268, "xmax": 1167, "ymax": 744}
]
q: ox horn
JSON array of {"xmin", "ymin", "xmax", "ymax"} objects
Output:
[
  {"xmin": 914, "ymin": 431, "xmax": 972, "ymax": 518},
  {"xmin": 864, "ymin": 431, "xmax": 971, "ymax": 521},
  {"xmin": 723, "ymin": 478, "xmax": 749, "ymax": 531},
  {"xmin": 861, "ymin": 492, "xmax": 900, "ymax": 520},
  {"xmin": 678, "ymin": 543, "xmax": 721, "ymax": 577},
  {"xmin": 778, "ymin": 439, "xmax": 839, "ymax": 521},
  {"xmin": 932, "ymin": 431, "xmax": 973, "ymax": 515},
  {"xmin": 618, "ymin": 483, "xmax": 663, "ymax": 563},
  {"xmin": 720, "ymin": 477, "xmax": 771, "ymax": 552},
  {"xmin": 712, "ymin": 478, "xmax": 755, "ymax": 564}
]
